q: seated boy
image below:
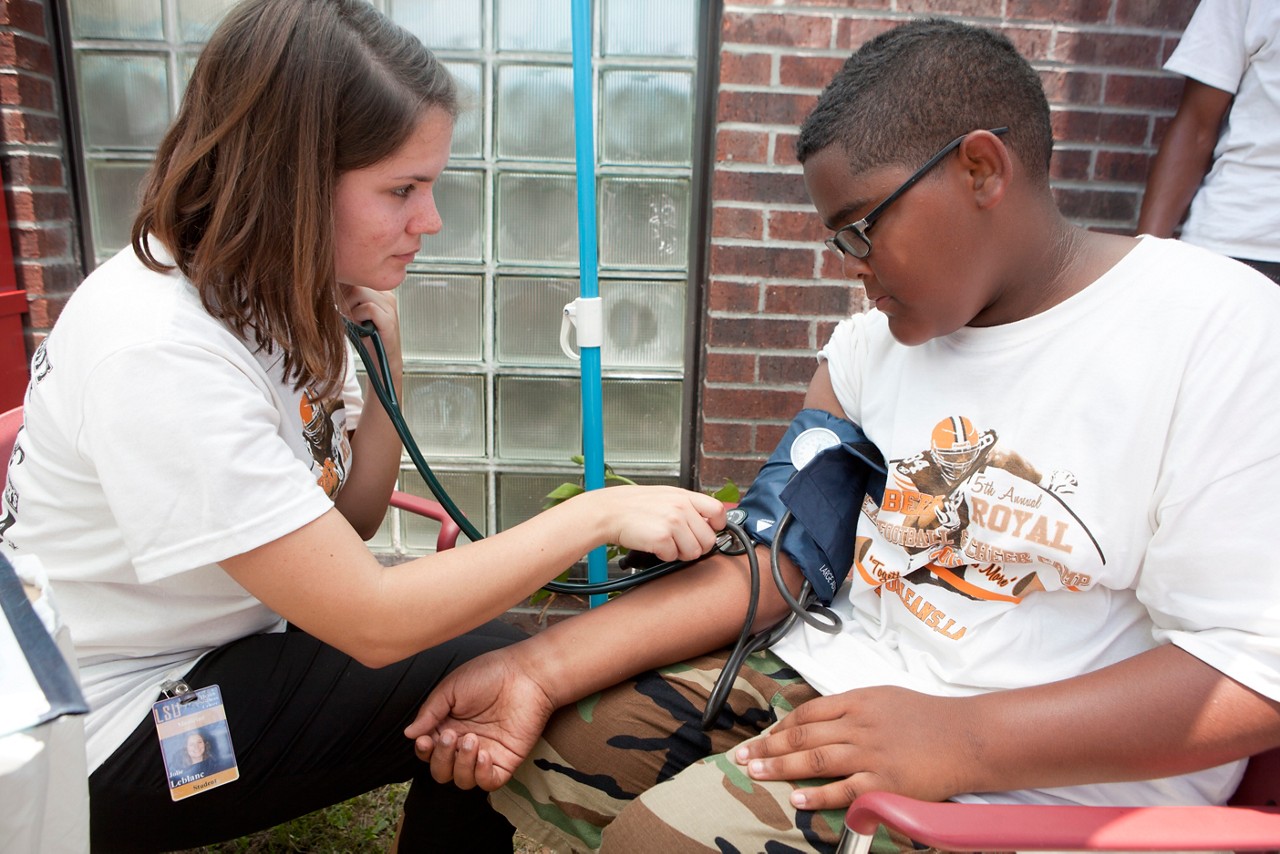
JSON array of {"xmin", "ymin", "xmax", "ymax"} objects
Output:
[{"xmin": 406, "ymin": 17, "xmax": 1280, "ymax": 853}]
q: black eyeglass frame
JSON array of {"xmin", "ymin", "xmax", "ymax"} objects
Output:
[{"xmin": 824, "ymin": 127, "xmax": 1010, "ymax": 261}]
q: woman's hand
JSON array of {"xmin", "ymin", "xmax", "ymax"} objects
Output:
[
  {"xmin": 733, "ymin": 687, "xmax": 976, "ymax": 810},
  {"xmin": 341, "ymin": 284, "xmax": 403, "ymax": 379},
  {"xmin": 573, "ymin": 484, "xmax": 726, "ymax": 564},
  {"xmin": 405, "ymin": 647, "xmax": 558, "ymax": 791}
]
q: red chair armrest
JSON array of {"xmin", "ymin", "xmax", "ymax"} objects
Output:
[
  {"xmin": 845, "ymin": 791, "xmax": 1280, "ymax": 852},
  {"xmin": 389, "ymin": 490, "xmax": 463, "ymax": 553}
]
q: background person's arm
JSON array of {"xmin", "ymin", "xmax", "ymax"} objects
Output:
[{"xmin": 1137, "ymin": 78, "xmax": 1234, "ymax": 238}]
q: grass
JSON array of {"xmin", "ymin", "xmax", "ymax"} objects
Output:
[{"xmin": 173, "ymin": 783, "xmax": 552, "ymax": 853}]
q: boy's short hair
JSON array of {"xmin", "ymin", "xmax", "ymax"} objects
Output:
[{"xmin": 796, "ymin": 18, "xmax": 1053, "ymax": 183}]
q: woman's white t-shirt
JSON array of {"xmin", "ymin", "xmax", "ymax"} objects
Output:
[{"xmin": 1, "ymin": 245, "xmax": 362, "ymax": 772}]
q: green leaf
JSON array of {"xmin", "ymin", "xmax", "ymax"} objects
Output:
[
  {"xmin": 711, "ymin": 478, "xmax": 740, "ymax": 504},
  {"xmin": 542, "ymin": 482, "xmax": 586, "ymax": 509}
]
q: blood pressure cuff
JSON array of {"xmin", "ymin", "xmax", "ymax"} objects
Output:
[{"xmin": 735, "ymin": 409, "xmax": 886, "ymax": 605}]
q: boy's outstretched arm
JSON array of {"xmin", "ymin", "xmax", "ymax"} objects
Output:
[
  {"xmin": 404, "ymin": 364, "xmax": 847, "ymax": 790},
  {"xmin": 405, "ymin": 541, "xmax": 806, "ymax": 790},
  {"xmin": 736, "ymin": 642, "xmax": 1280, "ymax": 810}
]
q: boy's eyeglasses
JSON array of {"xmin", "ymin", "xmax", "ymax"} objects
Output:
[{"xmin": 824, "ymin": 127, "xmax": 1010, "ymax": 260}]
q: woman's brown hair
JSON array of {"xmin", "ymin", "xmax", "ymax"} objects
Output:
[{"xmin": 130, "ymin": 0, "xmax": 456, "ymax": 398}]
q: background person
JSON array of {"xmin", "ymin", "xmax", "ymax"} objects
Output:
[
  {"xmin": 0, "ymin": 0, "xmax": 723, "ymax": 850},
  {"xmin": 1137, "ymin": 0, "xmax": 1280, "ymax": 283},
  {"xmin": 409, "ymin": 18, "xmax": 1280, "ymax": 853}
]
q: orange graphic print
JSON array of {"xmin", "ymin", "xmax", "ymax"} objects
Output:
[
  {"xmin": 855, "ymin": 415, "xmax": 1100, "ymax": 638},
  {"xmin": 299, "ymin": 390, "xmax": 347, "ymax": 498}
]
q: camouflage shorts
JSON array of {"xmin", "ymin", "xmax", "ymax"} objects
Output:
[{"xmin": 489, "ymin": 647, "xmax": 934, "ymax": 854}]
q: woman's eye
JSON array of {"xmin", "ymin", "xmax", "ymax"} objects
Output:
[{"xmin": 392, "ymin": 185, "xmax": 414, "ymax": 198}]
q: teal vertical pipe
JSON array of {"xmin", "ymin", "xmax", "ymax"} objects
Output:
[{"xmin": 571, "ymin": 0, "xmax": 607, "ymax": 607}]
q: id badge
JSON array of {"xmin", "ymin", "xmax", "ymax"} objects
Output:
[{"xmin": 152, "ymin": 682, "xmax": 240, "ymax": 801}]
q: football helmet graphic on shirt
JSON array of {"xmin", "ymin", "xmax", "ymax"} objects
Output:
[{"xmin": 930, "ymin": 415, "xmax": 993, "ymax": 482}]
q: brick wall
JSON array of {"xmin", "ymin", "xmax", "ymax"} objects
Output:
[
  {"xmin": 0, "ymin": 0, "xmax": 79, "ymax": 362},
  {"xmin": 696, "ymin": 0, "xmax": 1200, "ymax": 491}
]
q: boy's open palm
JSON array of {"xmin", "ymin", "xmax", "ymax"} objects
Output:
[{"xmin": 405, "ymin": 650, "xmax": 556, "ymax": 791}]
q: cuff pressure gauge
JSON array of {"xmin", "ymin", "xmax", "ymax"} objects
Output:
[{"xmin": 790, "ymin": 426, "xmax": 841, "ymax": 470}]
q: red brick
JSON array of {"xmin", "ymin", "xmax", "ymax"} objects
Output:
[
  {"xmin": 778, "ymin": 55, "xmax": 845, "ymax": 90},
  {"xmin": 2, "ymin": 109, "xmax": 63, "ymax": 145},
  {"xmin": 1, "ymin": 151, "xmax": 64, "ymax": 187},
  {"xmin": 1008, "ymin": 0, "xmax": 1110, "ymax": 22},
  {"xmin": 765, "ymin": 283, "xmax": 849, "ymax": 315},
  {"xmin": 996, "ymin": 25, "xmax": 1053, "ymax": 62},
  {"xmin": 711, "ymin": 243, "xmax": 815, "ymax": 279},
  {"xmin": 720, "ymin": 51, "xmax": 772, "ymax": 87},
  {"xmin": 721, "ymin": 12, "xmax": 833, "ymax": 50},
  {"xmin": 759, "ymin": 353, "xmax": 819, "ymax": 386},
  {"xmin": 1104, "ymin": 73, "xmax": 1183, "ymax": 110},
  {"xmin": 1053, "ymin": 31, "xmax": 1163, "ymax": 70},
  {"xmin": 756, "ymin": 421, "xmax": 790, "ymax": 455},
  {"xmin": 1053, "ymin": 186, "xmax": 1139, "ymax": 222},
  {"xmin": 0, "ymin": 71, "xmax": 54, "ymax": 111},
  {"xmin": 711, "ymin": 205, "xmax": 764, "ymax": 240},
  {"xmin": 794, "ymin": 0, "xmax": 888, "ymax": 6},
  {"xmin": 1039, "ymin": 69, "xmax": 1103, "ymax": 106},
  {"xmin": 1150, "ymin": 114, "xmax": 1174, "ymax": 146},
  {"xmin": 836, "ymin": 17, "xmax": 899, "ymax": 51},
  {"xmin": 5, "ymin": 187, "xmax": 73, "ymax": 222},
  {"xmin": 701, "ymin": 420, "xmax": 754, "ymax": 454},
  {"xmin": 706, "ymin": 316, "xmax": 812, "ymax": 351},
  {"xmin": 0, "ymin": 32, "xmax": 52, "ymax": 74},
  {"xmin": 716, "ymin": 129, "xmax": 768, "ymax": 164},
  {"xmin": 713, "ymin": 169, "xmax": 811, "ymax": 205},
  {"xmin": 24, "ymin": 292, "xmax": 67, "ymax": 328},
  {"xmin": 1050, "ymin": 147, "xmax": 1092, "ymax": 181},
  {"xmin": 775, "ymin": 132, "xmax": 800, "ymax": 167},
  {"xmin": 13, "ymin": 260, "xmax": 81, "ymax": 297},
  {"xmin": 0, "ymin": 0, "xmax": 48, "ymax": 37},
  {"xmin": 1115, "ymin": 0, "xmax": 1196, "ymax": 29},
  {"xmin": 698, "ymin": 457, "xmax": 765, "ymax": 496},
  {"xmin": 703, "ymin": 351, "xmax": 756, "ymax": 384},
  {"xmin": 898, "ymin": 0, "xmax": 1003, "ymax": 16},
  {"xmin": 1051, "ymin": 108, "xmax": 1148, "ymax": 146},
  {"xmin": 708, "ymin": 277, "xmax": 760, "ymax": 312},
  {"xmin": 768, "ymin": 209, "xmax": 824, "ymax": 243},
  {"xmin": 1093, "ymin": 149, "xmax": 1152, "ymax": 184},
  {"xmin": 717, "ymin": 90, "xmax": 817, "ymax": 126},
  {"xmin": 14, "ymin": 224, "xmax": 68, "ymax": 259},
  {"xmin": 703, "ymin": 386, "xmax": 806, "ymax": 421}
]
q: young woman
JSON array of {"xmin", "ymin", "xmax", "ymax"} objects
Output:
[{"xmin": 0, "ymin": 0, "xmax": 723, "ymax": 850}]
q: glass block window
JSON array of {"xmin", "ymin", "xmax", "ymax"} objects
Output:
[{"xmin": 62, "ymin": 0, "xmax": 705, "ymax": 558}]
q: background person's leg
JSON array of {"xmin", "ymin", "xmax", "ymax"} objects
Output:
[
  {"xmin": 491, "ymin": 648, "xmax": 816, "ymax": 853},
  {"xmin": 89, "ymin": 621, "xmax": 524, "ymax": 853}
]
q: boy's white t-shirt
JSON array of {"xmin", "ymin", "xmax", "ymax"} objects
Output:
[
  {"xmin": 1165, "ymin": 0, "xmax": 1280, "ymax": 263},
  {"xmin": 770, "ymin": 236, "xmax": 1280, "ymax": 808},
  {"xmin": 1, "ymin": 245, "xmax": 363, "ymax": 773}
]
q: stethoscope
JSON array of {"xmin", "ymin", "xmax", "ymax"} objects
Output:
[{"xmin": 346, "ymin": 319, "xmax": 837, "ymax": 728}]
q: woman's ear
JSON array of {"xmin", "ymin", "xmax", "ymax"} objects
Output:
[{"xmin": 956, "ymin": 130, "xmax": 1012, "ymax": 210}]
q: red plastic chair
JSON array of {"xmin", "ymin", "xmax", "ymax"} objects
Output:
[
  {"xmin": 1, "ymin": 404, "xmax": 462, "ymax": 552},
  {"xmin": 838, "ymin": 746, "xmax": 1280, "ymax": 853},
  {"xmin": 388, "ymin": 489, "xmax": 462, "ymax": 553}
]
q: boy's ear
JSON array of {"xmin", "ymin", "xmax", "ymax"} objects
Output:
[{"xmin": 956, "ymin": 130, "xmax": 1012, "ymax": 209}]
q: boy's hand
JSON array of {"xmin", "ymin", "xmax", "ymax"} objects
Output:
[
  {"xmin": 404, "ymin": 648, "xmax": 557, "ymax": 791},
  {"xmin": 733, "ymin": 687, "xmax": 974, "ymax": 810}
]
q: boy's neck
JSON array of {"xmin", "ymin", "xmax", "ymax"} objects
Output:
[{"xmin": 989, "ymin": 209, "xmax": 1138, "ymax": 326}]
